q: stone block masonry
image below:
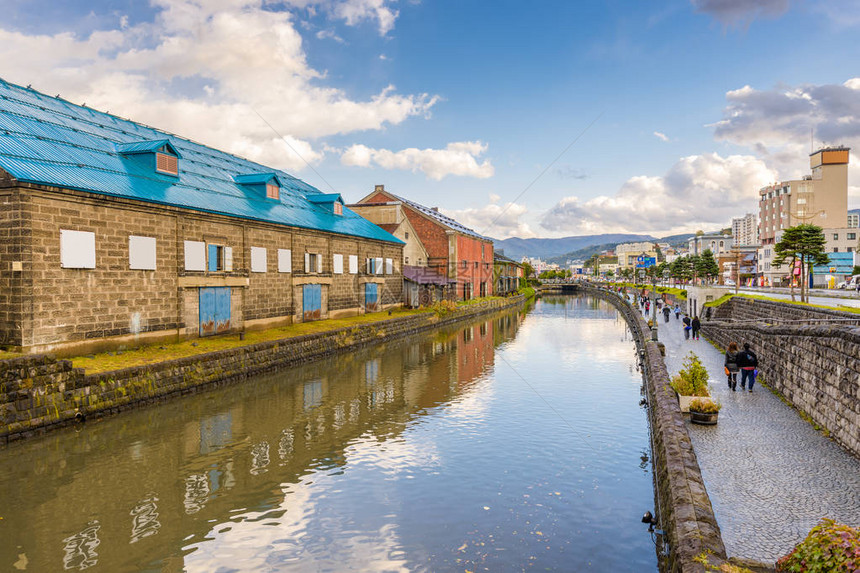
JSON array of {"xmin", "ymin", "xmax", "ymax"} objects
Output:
[
  {"xmin": 581, "ymin": 284, "xmax": 727, "ymax": 573},
  {"xmin": 0, "ymin": 296, "xmax": 524, "ymax": 444},
  {"xmin": 702, "ymin": 297, "xmax": 860, "ymax": 460}
]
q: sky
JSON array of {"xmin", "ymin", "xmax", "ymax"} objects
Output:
[{"xmin": 1, "ymin": 0, "xmax": 859, "ymax": 239}]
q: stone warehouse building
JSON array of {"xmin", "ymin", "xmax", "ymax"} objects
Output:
[
  {"xmin": 0, "ymin": 80, "xmax": 403, "ymax": 355},
  {"xmin": 350, "ymin": 185, "xmax": 494, "ymax": 302}
]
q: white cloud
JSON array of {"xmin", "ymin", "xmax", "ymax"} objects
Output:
[
  {"xmin": 331, "ymin": 0, "xmax": 399, "ymax": 36},
  {"xmin": 691, "ymin": 0, "xmax": 789, "ymax": 27},
  {"xmin": 653, "ymin": 131, "xmax": 670, "ymax": 142},
  {"xmin": 315, "ymin": 28, "xmax": 345, "ymax": 43},
  {"xmin": 711, "ymin": 77, "xmax": 860, "ymax": 204},
  {"xmin": 441, "ymin": 194, "xmax": 535, "ymax": 239},
  {"xmin": 341, "ymin": 141, "xmax": 495, "ymax": 180},
  {"xmin": 540, "ymin": 153, "xmax": 776, "ymax": 235},
  {"xmin": 0, "ymin": 0, "xmax": 434, "ymax": 171}
]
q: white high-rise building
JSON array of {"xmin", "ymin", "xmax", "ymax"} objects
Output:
[{"xmin": 731, "ymin": 213, "xmax": 758, "ymax": 246}]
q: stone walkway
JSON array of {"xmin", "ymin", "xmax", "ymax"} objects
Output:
[{"xmin": 646, "ymin": 301, "xmax": 860, "ymax": 564}]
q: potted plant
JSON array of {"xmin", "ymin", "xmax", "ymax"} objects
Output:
[
  {"xmin": 689, "ymin": 398, "xmax": 721, "ymax": 425},
  {"xmin": 670, "ymin": 352, "xmax": 713, "ymax": 413}
]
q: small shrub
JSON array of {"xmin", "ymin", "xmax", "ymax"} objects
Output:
[
  {"xmin": 429, "ymin": 300, "xmax": 458, "ymax": 317},
  {"xmin": 670, "ymin": 352, "xmax": 710, "ymax": 397},
  {"xmin": 776, "ymin": 519, "xmax": 860, "ymax": 572},
  {"xmin": 689, "ymin": 398, "xmax": 721, "ymax": 414}
]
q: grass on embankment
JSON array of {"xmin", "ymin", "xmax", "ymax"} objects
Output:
[
  {"xmin": 0, "ymin": 350, "xmax": 21, "ymax": 360},
  {"xmin": 71, "ymin": 294, "xmax": 523, "ymax": 374},
  {"xmin": 607, "ymin": 282, "xmax": 688, "ymax": 299},
  {"xmin": 72, "ymin": 307, "xmax": 430, "ymax": 374},
  {"xmin": 703, "ymin": 292, "xmax": 860, "ymax": 314}
]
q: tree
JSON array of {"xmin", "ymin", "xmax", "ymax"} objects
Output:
[
  {"xmin": 522, "ymin": 261, "xmax": 535, "ymax": 279},
  {"xmin": 696, "ymin": 249, "xmax": 720, "ymax": 284},
  {"xmin": 670, "ymin": 256, "xmax": 694, "ymax": 283},
  {"xmin": 773, "ymin": 224, "xmax": 829, "ymax": 303}
]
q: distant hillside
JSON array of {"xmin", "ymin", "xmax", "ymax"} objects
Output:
[
  {"xmin": 494, "ymin": 232, "xmax": 696, "ymax": 261},
  {"xmin": 492, "ymin": 233, "xmax": 654, "ymax": 260}
]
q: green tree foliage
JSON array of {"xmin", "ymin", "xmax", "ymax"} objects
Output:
[
  {"xmin": 773, "ymin": 224, "xmax": 829, "ymax": 303},
  {"xmin": 696, "ymin": 249, "xmax": 720, "ymax": 283},
  {"xmin": 522, "ymin": 261, "xmax": 535, "ymax": 279},
  {"xmin": 670, "ymin": 256, "xmax": 694, "ymax": 282}
]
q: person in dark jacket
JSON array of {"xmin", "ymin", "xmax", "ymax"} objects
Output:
[
  {"xmin": 737, "ymin": 342, "xmax": 759, "ymax": 392},
  {"xmin": 682, "ymin": 314, "xmax": 692, "ymax": 340},
  {"xmin": 662, "ymin": 305, "xmax": 671, "ymax": 322},
  {"xmin": 724, "ymin": 341, "xmax": 740, "ymax": 391},
  {"xmin": 691, "ymin": 316, "xmax": 701, "ymax": 340}
]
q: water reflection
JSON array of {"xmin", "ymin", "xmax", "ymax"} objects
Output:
[{"xmin": 0, "ymin": 300, "xmax": 656, "ymax": 572}]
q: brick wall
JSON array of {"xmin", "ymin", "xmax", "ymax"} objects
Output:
[
  {"xmin": 0, "ymin": 189, "xmax": 27, "ymax": 346},
  {"xmin": 2, "ymin": 185, "xmax": 403, "ymax": 353},
  {"xmin": 456, "ymin": 235, "xmax": 494, "ymax": 297}
]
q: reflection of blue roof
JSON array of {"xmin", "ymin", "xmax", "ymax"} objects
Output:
[{"xmin": 0, "ymin": 79, "xmax": 401, "ymax": 245}]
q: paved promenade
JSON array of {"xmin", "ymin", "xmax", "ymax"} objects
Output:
[{"xmin": 646, "ymin": 303, "xmax": 860, "ymax": 564}]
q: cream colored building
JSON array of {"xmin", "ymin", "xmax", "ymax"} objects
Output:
[
  {"xmin": 758, "ymin": 147, "xmax": 851, "ymax": 285},
  {"xmin": 616, "ymin": 241, "xmax": 657, "ymax": 269},
  {"xmin": 731, "ymin": 213, "xmax": 758, "ymax": 246}
]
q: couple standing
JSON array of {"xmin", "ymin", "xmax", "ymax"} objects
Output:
[{"xmin": 724, "ymin": 342, "xmax": 759, "ymax": 392}]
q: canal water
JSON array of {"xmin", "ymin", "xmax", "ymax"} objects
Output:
[{"xmin": 0, "ymin": 295, "xmax": 658, "ymax": 572}]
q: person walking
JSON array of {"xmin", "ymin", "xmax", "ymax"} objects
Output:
[
  {"xmin": 724, "ymin": 342, "xmax": 740, "ymax": 391},
  {"xmin": 737, "ymin": 342, "xmax": 759, "ymax": 392},
  {"xmin": 682, "ymin": 314, "xmax": 691, "ymax": 340},
  {"xmin": 662, "ymin": 305, "xmax": 671, "ymax": 323},
  {"xmin": 691, "ymin": 316, "xmax": 701, "ymax": 340},
  {"xmin": 673, "ymin": 303, "xmax": 681, "ymax": 320}
]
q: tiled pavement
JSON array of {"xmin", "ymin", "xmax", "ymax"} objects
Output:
[{"xmin": 645, "ymin": 302, "xmax": 860, "ymax": 564}]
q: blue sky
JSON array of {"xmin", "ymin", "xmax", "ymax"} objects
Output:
[{"xmin": 1, "ymin": 0, "xmax": 859, "ymax": 238}]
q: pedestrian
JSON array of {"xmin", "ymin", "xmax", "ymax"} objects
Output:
[
  {"xmin": 682, "ymin": 314, "xmax": 691, "ymax": 340},
  {"xmin": 737, "ymin": 342, "xmax": 759, "ymax": 392},
  {"xmin": 691, "ymin": 316, "xmax": 701, "ymax": 340},
  {"xmin": 674, "ymin": 303, "xmax": 681, "ymax": 320},
  {"xmin": 645, "ymin": 300, "xmax": 650, "ymax": 314},
  {"xmin": 724, "ymin": 342, "xmax": 740, "ymax": 391},
  {"xmin": 662, "ymin": 305, "xmax": 671, "ymax": 323}
]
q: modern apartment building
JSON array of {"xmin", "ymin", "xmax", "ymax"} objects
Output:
[
  {"xmin": 758, "ymin": 147, "xmax": 850, "ymax": 285},
  {"xmin": 731, "ymin": 213, "xmax": 758, "ymax": 246}
]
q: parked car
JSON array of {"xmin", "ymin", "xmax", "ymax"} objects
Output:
[
  {"xmin": 837, "ymin": 275, "xmax": 860, "ymax": 289},
  {"xmin": 724, "ymin": 279, "xmax": 736, "ymax": 286}
]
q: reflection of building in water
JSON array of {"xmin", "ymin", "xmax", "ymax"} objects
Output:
[{"xmin": 0, "ymin": 310, "xmax": 521, "ymax": 573}]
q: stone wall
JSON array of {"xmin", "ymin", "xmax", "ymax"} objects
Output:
[
  {"xmin": 582, "ymin": 284, "xmax": 726, "ymax": 573},
  {"xmin": 0, "ymin": 296, "xmax": 524, "ymax": 443},
  {"xmin": 702, "ymin": 297, "xmax": 860, "ymax": 459}
]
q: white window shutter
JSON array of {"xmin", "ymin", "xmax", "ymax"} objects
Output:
[
  {"xmin": 183, "ymin": 240, "xmax": 206, "ymax": 271},
  {"xmin": 278, "ymin": 249, "xmax": 291, "ymax": 273},
  {"xmin": 333, "ymin": 254, "xmax": 343, "ymax": 274},
  {"xmin": 349, "ymin": 255, "xmax": 358, "ymax": 274},
  {"xmin": 128, "ymin": 235, "xmax": 156, "ymax": 270},
  {"xmin": 375, "ymin": 257, "xmax": 383, "ymax": 274},
  {"xmin": 61, "ymin": 230, "xmax": 96, "ymax": 269},
  {"xmin": 385, "ymin": 258, "xmax": 393, "ymax": 274},
  {"xmin": 250, "ymin": 247, "xmax": 267, "ymax": 273},
  {"xmin": 304, "ymin": 252, "xmax": 310, "ymax": 273},
  {"xmin": 317, "ymin": 254, "xmax": 322, "ymax": 273},
  {"xmin": 224, "ymin": 246, "xmax": 233, "ymax": 271}
]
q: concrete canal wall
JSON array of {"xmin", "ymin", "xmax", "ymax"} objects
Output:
[
  {"xmin": 702, "ymin": 296, "xmax": 860, "ymax": 459},
  {"xmin": 582, "ymin": 284, "xmax": 727, "ymax": 573},
  {"xmin": 0, "ymin": 296, "xmax": 526, "ymax": 443}
]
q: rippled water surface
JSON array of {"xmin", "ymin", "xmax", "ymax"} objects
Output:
[{"xmin": 0, "ymin": 295, "xmax": 657, "ymax": 572}]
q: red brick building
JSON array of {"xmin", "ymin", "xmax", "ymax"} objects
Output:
[{"xmin": 353, "ymin": 186, "xmax": 494, "ymax": 301}]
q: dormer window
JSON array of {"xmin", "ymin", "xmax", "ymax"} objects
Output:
[
  {"xmin": 234, "ymin": 172, "xmax": 283, "ymax": 200},
  {"xmin": 117, "ymin": 139, "xmax": 181, "ymax": 178},
  {"xmin": 333, "ymin": 202, "xmax": 343, "ymax": 215},
  {"xmin": 306, "ymin": 193, "xmax": 345, "ymax": 215},
  {"xmin": 156, "ymin": 149, "xmax": 178, "ymax": 175}
]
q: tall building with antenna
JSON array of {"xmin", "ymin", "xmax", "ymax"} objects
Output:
[{"xmin": 757, "ymin": 146, "xmax": 852, "ymax": 285}]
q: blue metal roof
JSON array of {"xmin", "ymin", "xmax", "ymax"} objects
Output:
[
  {"xmin": 116, "ymin": 139, "xmax": 182, "ymax": 158},
  {"xmin": 306, "ymin": 193, "xmax": 343, "ymax": 204},
  {"xmin": 233, "ymin": 172, "xmax": 282, "ymax": 186},
  {"xmin": 0, "ymin": 79, "xmax": 402, "ymax": 245}
]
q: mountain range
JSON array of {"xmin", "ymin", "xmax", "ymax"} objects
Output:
[{"xmin": 492, "ymin": 233, "xmax": 696, "ymax": 262}]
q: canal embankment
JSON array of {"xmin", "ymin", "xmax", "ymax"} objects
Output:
[
  {"xmin": 580, "ymin": 284, "xmax": 728, "ymax": 573},
  {"xmin": 0, "ymin": 295, "xmax": 528, "ymax": 444}
]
